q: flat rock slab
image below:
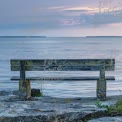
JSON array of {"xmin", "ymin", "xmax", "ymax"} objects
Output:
[
  {"xmin": 0, "ymin": 90, "xmax": 121, "ymax": 122},
  {"xmin": 88, "ymin": 116, "xmax": 122, "ymax": 122}
]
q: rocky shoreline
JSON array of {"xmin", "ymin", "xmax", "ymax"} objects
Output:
[{"xmin": 0, "ymin": 90, "xmax": 122, "ymax": 122}]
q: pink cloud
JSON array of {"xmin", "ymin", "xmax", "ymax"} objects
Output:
[
  {"xmin": 59, "ymin": 19, "xmax": 80, "ymax": 26},
  {"xmin": 109, "ymin": 22, "xmax": 122, "ymax": 26}
]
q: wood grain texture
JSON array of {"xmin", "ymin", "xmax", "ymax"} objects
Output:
[
  {"xmin": 11, "ymin": 59, "xmax": 115, "ymax": 71},
  {"xmin": 11, "ymin": 76, "xmax": 115, "ymax": 81}
]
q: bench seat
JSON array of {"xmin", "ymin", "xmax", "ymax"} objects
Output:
[{"xmin": 11, "ymin": 76, "xmax": 115, "ymax": 81}]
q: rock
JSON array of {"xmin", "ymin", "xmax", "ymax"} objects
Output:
[
  {"xmin": 88, "ymin": 116, "xmax": 122, "ymax": 122},
  {"xmin": 0, "ymin": 91, "xmax": 11, "ymax": 96},
  {"xmin": 0, "ymin": 113, "xmax": 84, "ymax": 122},
  {"xmin": 31, "ymin": 89, "xmax": 42, "ymax": 97},
  {"xmin": 0, "ymin": 90, "xmax": 122, "ymax": 122}
]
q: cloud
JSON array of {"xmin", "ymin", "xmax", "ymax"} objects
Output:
[
  {"xmin": 79, "ymin": 10, "xmax": 122, "ymax": 27},
  {"xmin": 0, "ymin": 0, "xmax": 122, "ymax": 36}
]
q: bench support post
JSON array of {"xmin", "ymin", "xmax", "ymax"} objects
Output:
[
  {"xmin": 26, "ymin": 80, "xmax": 31, "ymax": 99},
  {"xmin": 19, "ymin": 61, "xmax": 27, "ymax": 99},
  {"xmin": 97, "ymin": 65, "xmax": 106, "ymax": 101}
]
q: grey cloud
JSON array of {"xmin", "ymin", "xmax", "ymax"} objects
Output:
[
  {"xmin": 0, "ymin": 0, "xmax": 71, "ymax": 29},
  {"xmin": 79, "ymin": 10, "xmax": 122, "ymax": 27},
  {"xmin": 0, "ymin": 0, "xmax": 95, "ymax": 18},
  {"xmin": 0, "ymin": 0, "xmax": 81, "ymax": 30},
  {"xmin": 0, "ymin": 0, "xmax": 121, "ymax": 31}
]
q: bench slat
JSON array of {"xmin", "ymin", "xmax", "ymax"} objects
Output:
[
  {"xmin": 11, "ymin": 65, "xmax": 114, "ymax": 71},
  {"xmin": 11, "ymin": 76, "xmax": 115, "ymax": 81},
  {"xmin": 11, "ymin": 59, "xmax": 115, "ymax": 71}
]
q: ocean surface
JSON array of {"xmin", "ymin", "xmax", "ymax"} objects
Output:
[{"xmin": 0, "ymin": 37, "xmax": 122, "ymax": 98}]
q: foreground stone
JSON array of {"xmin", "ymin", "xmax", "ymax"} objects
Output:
[
  {"xmin": 0, "ymin": 90, "xmax": 121, "ymax": 122},
  {"xmin": 88, "ymin": 116, "xmax": 122, "ymax": 122},
  {"xmin": 31, "ymin": 88, "xmax": 42, "ymax": 97}
]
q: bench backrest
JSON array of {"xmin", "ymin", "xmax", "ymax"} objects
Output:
[{"xmin": 11, "ymin": 59, "xmax": 115, "ymax": 71}]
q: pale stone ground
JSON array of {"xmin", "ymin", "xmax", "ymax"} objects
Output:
[
  {"xmin": 0, "ymin": 90, "xmax": 122, "ymax": 122},
  {"xmin": 88, "ymin": 117, "xmax": 122, "ymax": 122}
]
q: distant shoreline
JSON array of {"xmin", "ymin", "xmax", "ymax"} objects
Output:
[
  {"xmin": 0, "ymin": 36, "xmax": 47, "ymax": 38},
  {"xmin": 0, "ymin": 36, "xmax": 122, "ymax": 38},
  {"xmin": 86, "ymin": 36, "xmax": 122, "ymax": 38}
]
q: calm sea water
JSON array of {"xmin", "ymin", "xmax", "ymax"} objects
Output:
[{"xmin": 0, "ymin": 37, "xmax": 122, "ymax": 98}]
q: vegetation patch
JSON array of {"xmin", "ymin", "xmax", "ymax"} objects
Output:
[
  {"xmin": 82, "ymin": 98, "xmax": 122, "ymax": 122},
  {"xmin": 95, "ymin": 98, "xmax": 122, "ymax": 116}
]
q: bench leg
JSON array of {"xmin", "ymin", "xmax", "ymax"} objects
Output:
[
  {"xmin": 97, "ymin": 65, "xmax": 106, "ymax": 101},
  {"xmin": 26, "ymin": 80, "xmax": 31, "ymax": 99},
  {"xmin": 19, "ymin": 80, "xmax": 31, "ymax": 99},
  {"xmin": 97, "ymin": 79, "xmax": 106, "ymax": 101},
  {"xmin": 19, "ymin": 61, "xmax": 27, "ymax": 99},
  {"xmin": 19, "ymin": 80, "xmax": 27, "ymax": 99}
]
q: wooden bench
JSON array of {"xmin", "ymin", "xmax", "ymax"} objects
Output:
[{"xmin": 10, "ymin": 59, "xmax": 115, "ymax": 100}]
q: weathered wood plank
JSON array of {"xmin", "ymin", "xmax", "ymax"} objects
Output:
[
  {"xmin": 11, "ymin": 59, "xmax": 115, "ymax": 71},
  {"xmin": 11, "ymin": 59, "xmax": 115, "ymax": 67},
  {"xmin": 11, "ymin": 65, "xmax": 114, "ymax": 71},
  {"xmin": 11, "ymin": 76, "xmax": 115, "ymax": 81}
]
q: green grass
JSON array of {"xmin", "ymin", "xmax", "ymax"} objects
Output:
[
  {"xmin": 96, "ymin": 98, "xmax": 122, "ymax": 115},
  {"xmin": 36, "ymin": 93, "xmax": 43, "ymax": 97}
]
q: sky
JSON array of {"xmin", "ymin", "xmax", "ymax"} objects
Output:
[{"xmin": 0, "ymin": 0, "xmax": 122, "ymax": 37}]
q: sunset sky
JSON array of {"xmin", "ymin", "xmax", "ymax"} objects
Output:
[{"xmin": 0, "ymin": 0, "xmax": 122, "ymax": 36}]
